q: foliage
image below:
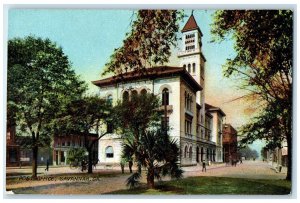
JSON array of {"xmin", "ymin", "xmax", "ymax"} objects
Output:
[
  {"xmin": 103, "ymin": 10, "xmax": 184, "ymax": 75},
  {"xmin": 211, "ymin": 10, "xmax": 293, "ymax": 180},
  {"xmin": 112, "ymin": 92, "xmax": 162, "ymax": 139},
  {"xmin": 122, "ymin": 129, "xmax": 183, "ymax": 189},
  {"xmin": 238, "ymin": 146, "xmax": 258, "ymax": 160},
  {"xmin": 67, "ymin": 147, "xmax": 87, "ymax": 165},
  {"xmin": 51, "ymin": 95, "xmax": 112, "ymax": 173},
  {"xmin": 7, "ymin": 36, "xmax": 86, "ymax": 178}
]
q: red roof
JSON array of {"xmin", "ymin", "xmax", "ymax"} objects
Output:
[
  {"xmin": 92, "ymin": 66, "xmax": 202, "ymax": 91},
  {"xmin": 182, "ymin": 14, "xmax": 202, "ymax": 35}
]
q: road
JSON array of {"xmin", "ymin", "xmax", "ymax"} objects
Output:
[{"xmin": 6, "ymin": 160, "xmax": 287, "ymax": 194}]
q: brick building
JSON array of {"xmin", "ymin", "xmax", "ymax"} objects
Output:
[
  {"xmin": 53, "ymin": 133, "xmax": 99, "ymax": 165},
  {"xmin": 222, "ymin": 124, "xmax": 238, "ymax": 162}
]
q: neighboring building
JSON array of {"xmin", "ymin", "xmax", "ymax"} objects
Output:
[
  {"xmin": 222, "ymin": 124, "xmax": 238, "ymax": 162},
  {"xmin": 6, "ymin": 125, "xmax": 52, "ymax": 167},
  {"xmin": 53, "ymin": 134, "xmax": 98, "ymax": 165},
  {"xmin": 92, "ymin": 14, "xmax": 225, "ymax": 166},
  {"xmin": 263, "ymin": 143, "xmax": 288, "ymax": 168},
  {"xmin": 6, "ymin": 125, "xmax": 20, "ymax": 167}
]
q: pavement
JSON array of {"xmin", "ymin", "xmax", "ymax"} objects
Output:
[{"xmin": 182, "ymin": 160, "xmax": 287, "ymax": 180}]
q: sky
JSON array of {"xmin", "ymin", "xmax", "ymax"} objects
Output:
[{"xmin": 7, "ymin": 9, "xmax": 264, "ymax": 153}]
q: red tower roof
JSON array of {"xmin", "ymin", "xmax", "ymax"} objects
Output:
[{"xmin": 182, "ymin": 14, "xmax": 199, "ymax": 32}]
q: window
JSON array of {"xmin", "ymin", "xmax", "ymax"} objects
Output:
[
  {"xmin": 183, "ymin": 64, "xmax": 186, "ymax": 69},
  {"xmin": 131, "ymin": 90, "xmax": 138, "ymax": 99},
  {"xmin": 184, "ymin": 146, "xmax": 188, "ymax": 158},
  {"xmin": 141, "ymin": 89, "xmax": 147, "ymax": 95},
  {"xmin": 185, "ymin": 119, "xmax": 192, "ymax": 135},
  {"xmin": 107, "ymin": 94, "xmax": 113, "ymax": 106},
  {"xmin": 105, "ymin": 146, "xmax": 114, "ymax": 158},
  {"xmin": 162, "ymin": 88, "xmax": 169, "ymax": 105},
  {"xmin": 188, "ymin": 64, "xmax": 191, "ymax": 73},
  {"xmin": 123, "ymin": 91, "xmax": 129, "ymax": 101},
  {"xmin": 107, "ymin": 122, "xmax": 113, "ymax": 133},
  {"xmin": 192, "ymin": 63, "xmax": 196, "ymax": 73},
  {"xmin": 161, "ymin": 116, "xmax": 169, "ymax": 130},
  {"xmin": 189, "ymin": 146, "xmax": 193, "ymax": 159}
]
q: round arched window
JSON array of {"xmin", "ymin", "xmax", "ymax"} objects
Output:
[{"xmin": 105, "ymin": 146, "xmax": 114, "ymax": 158}]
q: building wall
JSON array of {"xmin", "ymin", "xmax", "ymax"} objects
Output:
[{"xmin": 97, "ymin": 76, "xmax": 182, "ymax": 165}]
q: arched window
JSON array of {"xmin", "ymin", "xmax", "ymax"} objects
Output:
[
  {"xmin": 141, "ymin": 89, "xmax": 147, "ymax": 95},
  {"xmin": 189, "ymin": 146, "xmax": 193, "ymax": 159},
  {"xmin": 183, "ymin": 64, "xmax": 186, "ymax": 69},
  {"xmin": 192, "ymin": 63, "xmax": 196, "ymax": 73},
  {"xmin": 131, "ymin": 90, "xmax": 138, "ymax": 99},
  {"xmin": 162, "ymin": 88, "xmax": 169, "ymax": 105},
  {"xmin": 188, "ymin": 64, "xmax": 191, "ymax": 73},
  {"xmin": 123, "ymin": 91, "xmax": 129, "ymax": 101},
  {"xmin": 105, "ymin": 146, "xmax": 114, "ymax": 158},
  {"xmin": 184, "ymin": 146, "xmax": 188, "ymax": 158},
  {"xmin": 107, "ymin": 95, "xmax": 113, "ymax": 106}
]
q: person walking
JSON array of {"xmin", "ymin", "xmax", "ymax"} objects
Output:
[
  {"xmin": 45, "ymin": 159, "xmax": 49, "ymax": 171},
  {"xmin": 202, "ymin": 161, "xmax": 206, "ymax": 172}
]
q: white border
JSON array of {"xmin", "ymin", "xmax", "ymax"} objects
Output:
[{"xmin": 1, "ymin": 1, "xmax": 299, "ymax": 203}]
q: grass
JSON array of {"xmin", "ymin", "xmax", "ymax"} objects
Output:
[{"xmin": 107, "ymin": 176, "xmax": 291, "ymax": 195}]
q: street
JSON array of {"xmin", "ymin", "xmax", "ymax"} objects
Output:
[{"xmin": 6, "ymin": 160, "xmax": 288, "ymax": 194}]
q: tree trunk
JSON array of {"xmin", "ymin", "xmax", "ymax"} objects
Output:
[
  {"xmin": 32, "ymin": 145, "xmax": 38, "ymax": 179},
  {"xmin": 147, "ymin": 168, "xmax": 155, "ymax": 189},
  {"xmin": 87, "ymin": 149, "xmax": 93, "ymax": 174}
]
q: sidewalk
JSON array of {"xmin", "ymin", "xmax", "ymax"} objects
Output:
[{"xmin": 182, "ymin": 160, "xmax": 287, "ymax": 180}]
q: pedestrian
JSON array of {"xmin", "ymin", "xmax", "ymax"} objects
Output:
[
  {"xmin": 81, "ymin": 160, "xmax": 85, "ymax": 172},
  {"xmin": 240, "ymin": 159, "xmax": 243, "ymax": 164},
  {"xmin": 202, "ymin": 161, "xmax": 206, "ymax": 172},
  {"xmin": 45, "ymin": 159, "xmax": 49, "ymax": 171},
  {"xmin": 120, "ymin": 158, "xmax": 125, "ymax": 174}
]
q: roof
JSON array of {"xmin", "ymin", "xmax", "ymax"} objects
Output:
[
  {"xmin": 92, "ymin": 66, "xmax": 203, "ymax": 91},
  {"xmin": 223, "ymin": 124, "xmax": 237, "ymax": 135},
  {"xmin": 205, "ymin": 103, "xmax": 226, "ymax": 117},
  {"xmin": 181, "ymin": 14, "xmax": 203, "ymax": 36}
]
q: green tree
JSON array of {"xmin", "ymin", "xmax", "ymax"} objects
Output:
[
  {"xmin": 52, "ymin": 96, "xmax": 112, "ymax": 173},
  {"xmin": 211, "ymin": 10, "xmax": 292, "ymax": 180},
  {"xmin": 103, "ymin": 10, "xmax": 184, "ymax": 76},
  {"xmin": 113, "ymin": 92, "xmax": 162, "ymax": 172},
  {"xmin": 67, "ymin": 147, "xmax": 87, "ymax": 165},
  {"xmin": 7, "ymin": 36, "xmax": 86, "ymax": 178},
  {"xmin": 122, "ymin": 129, "xmax": 183, "ymax": 189}
]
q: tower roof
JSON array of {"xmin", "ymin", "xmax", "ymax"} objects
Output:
[{"xmin": 182, "ymin": 14, "xmax": 202, "ymax": 35}]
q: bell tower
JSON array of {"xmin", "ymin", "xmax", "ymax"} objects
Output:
[{"xmin": 178, "ymin": 12, "xmax": 206, "ymax": 136}]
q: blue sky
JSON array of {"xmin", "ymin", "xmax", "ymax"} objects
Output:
[{"xmin": 8, "ymin": 9, "xmax": 264, "ymax": 154}]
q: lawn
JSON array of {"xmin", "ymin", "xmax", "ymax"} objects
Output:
[{"xmin": 107, "ymin": 176, "xmax": 291, "ymax": 195}]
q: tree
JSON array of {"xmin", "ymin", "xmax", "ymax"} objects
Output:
[
  {"xmin": 52, "ymin": 96, "xmax": 112, "ymax": 173},
  {"xmin": 238, "ymin": 146, "xmax": 258, "ymax": 160},
  {"xmin": 122, "ymin": 128, "xmax": 183, "ymax": 189},
  {"xmin": 113, "ymin": 92, "xmax": 162, "ymax": 172},
  {"xmin": 103, "ymin": 10, "xmax": 184, "ymax": 76},
  {"xmin": 7, "ymin": 36, "xmax": 86, "ymax": 178},
  {"xmin": 211, "ymin": 10, "xmax": 292, "ymax": 180}
]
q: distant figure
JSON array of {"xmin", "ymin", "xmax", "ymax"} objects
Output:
[
  {"xmin": 45, "ymin": 159, "xmax": 49, "ymax": 171},
  {"xmin": 202, "ymin": 161, "xmax": 206, "ymax": 172},
  {"xmin": 231, "ymin": 159, "xmax": 237, "ymax": 167},
  {"xmin": 128, "ymin": 160, "xmax": 133, "ymax": 173},
  {"xmin": 93, "ymin": 159, "xmax": 99, "ymax": 169},
  {"xmin": 240, "ymin": 159, "xmax": 243, "ymax": 164},
  {"xmin": 81, "ymin": 160, "xmax": 86, "ymax": 172}
]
